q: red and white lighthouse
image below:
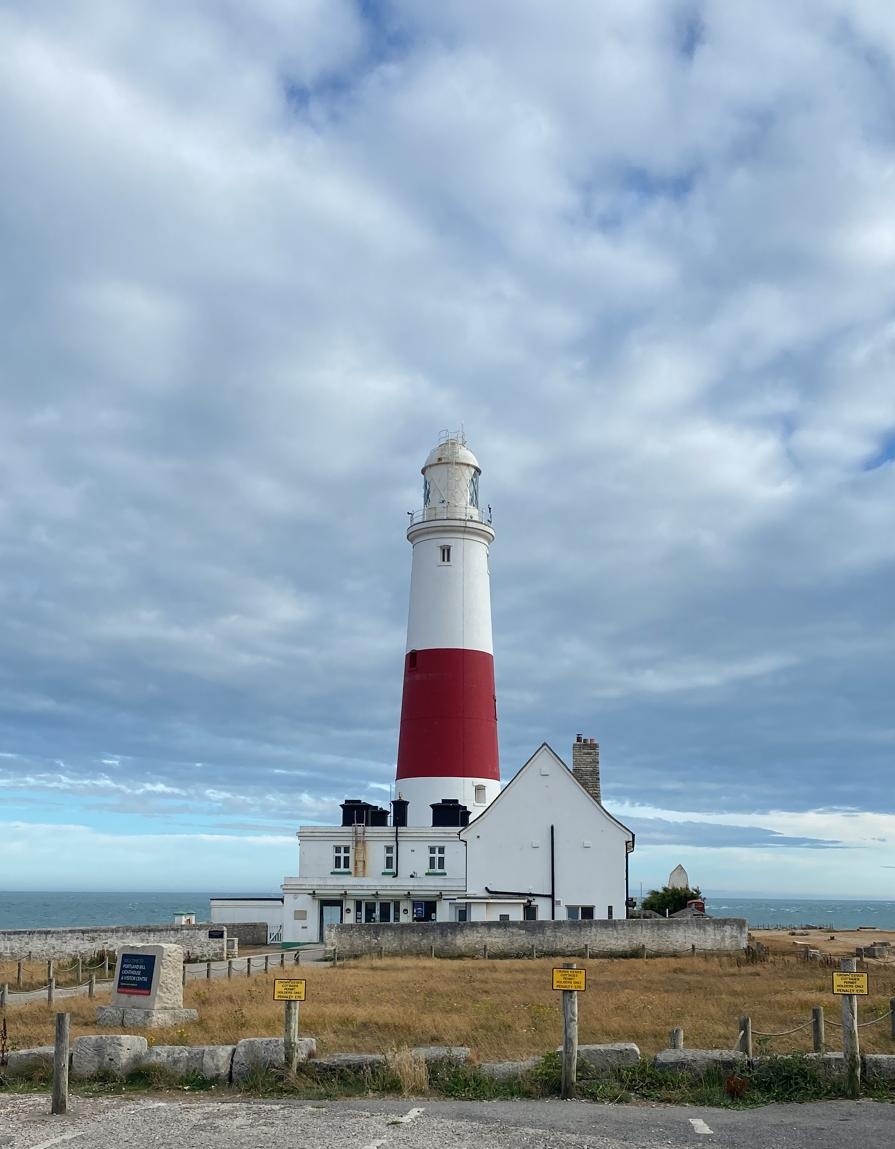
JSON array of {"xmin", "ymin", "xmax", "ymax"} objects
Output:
[{"xmin": 395, "ymin": 433, "xmax": 500, "ymax": 824}]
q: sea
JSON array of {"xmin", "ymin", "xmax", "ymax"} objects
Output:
[{"xmin": 1, "ymin": 891, "xmax": 895, "ymax": 931}]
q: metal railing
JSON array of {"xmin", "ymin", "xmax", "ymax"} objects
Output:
[{"xmin": 408, "ymin": 506, "xmax": 492, "ymax": 527}]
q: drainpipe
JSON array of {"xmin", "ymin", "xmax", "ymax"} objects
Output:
[{"xmin": 550, "ymin": 824, "xmax": 556, "ymax": 921}]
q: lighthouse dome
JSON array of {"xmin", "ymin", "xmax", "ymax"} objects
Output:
[{"xmin": 423, "ymin": 437, "xmax": 480, "ymax": 474}]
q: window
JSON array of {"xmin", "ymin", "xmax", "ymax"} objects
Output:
[
  {"xmin": 499, "ymin": 913, "xmax": 510, "ymax": 921},
  {"xmin": 523, "ymin": 904, "xmax": 538, "ymax": 921},
  {"xmin": 423, "ymin": 478, "xmax": 431, "ymax": 506},
  {"xmin": 581, "ymin": 905, "xmax": 595, "ymax": 920},
  {"xmin": 474, "ymin": 784, "xmax": 486, "ymax": 804},
  {"xmin": 356, "ymin": 899, "xmax": 401, "ymax": 924},
  {"xmin": 456, "ymin": 905, "xmax": 468, "ymax": 923},
  {"xmin": 468, "ymin": 474, "xmax": 479, "ymax": 507},
  {"xmin": 440, "ymin": 545, "xmax": 451, "ymax": 564},
  {"xmin": 607, "ymin": 905, "xmax": 613, "ymax": 920},
  {"xmin": 428, "ymin": 845, "xmax": 446, "ymax": 873},
  {"xmin": 383, "ymin": 844, "xmax": 395, "ymax": 873},
  {"xmin": 333, "ymin": 845, "xmax": 350, "ymax": 872},
  {"xmin": 566, "ymin": 905, "xmax": 595, "ymax": 920}
]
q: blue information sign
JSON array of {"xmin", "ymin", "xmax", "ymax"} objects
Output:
[{"xmin": 117, "ymin": 953, "xmax": 156, "ymax": 996}]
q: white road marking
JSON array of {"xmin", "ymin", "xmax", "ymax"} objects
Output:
[
  {"xmin": 28, "ymin": 1133, "xmax": 86, "ymax": 1149},
  {"xmin": 690, "ymin": 1118, "xmax": 714, "ymax": 1135},
  {"xmin": 388, "ymin": 1107, "xmax": 424, "ymax": 1125}
]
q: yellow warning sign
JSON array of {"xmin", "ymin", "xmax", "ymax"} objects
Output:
[
  {"xmin": 832, "ymin": 972, "xmax": 868, "ymax": 996},
  {"xmin": 552, "ymin": 967, "xmax": 586, "ymax": 992},
  {"xmin": 273, "ymin": 978, "xmax": 307, "ymax": 1001}
]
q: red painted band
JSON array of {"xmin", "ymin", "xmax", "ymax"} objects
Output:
[{"xmin": 396, "ymin": 648, "xmax": 500, "ymax": 781}]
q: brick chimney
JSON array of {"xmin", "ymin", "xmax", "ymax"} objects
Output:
[{"xmin": 571, "ymin": 734, "xmax": 601, "ymax": 803}]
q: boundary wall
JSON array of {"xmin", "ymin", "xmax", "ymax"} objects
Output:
[
  {"xmin": 0, "ymin": 921, "xmax": 268, "ymax": 960},
  {"xmin": 327, "ymin": 917, "xmax": 748, "ymax": 958}
]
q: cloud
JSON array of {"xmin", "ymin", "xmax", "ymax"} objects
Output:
[{"xmin": 0, "ymin": 1, "xmax": 894, "ymax": 892}]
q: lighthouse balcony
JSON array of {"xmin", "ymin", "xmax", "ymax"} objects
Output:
[{"xmin": 408, "ymin": 505, "xmax": 492, "ymax": 526}]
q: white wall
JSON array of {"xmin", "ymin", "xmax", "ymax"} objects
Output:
[
  {"xmin": 405, "ymin": 524, "xmax": 494, "ymax": 653},
  {"xmin": 298, "ymin": 826, "xmax": 467, "ymax": 883},
  {"xmin": 463, "ymin": 745, "xmax": 632, "ymax": 920},
  {"xmin": 208, "ymin": 899, "xmax": 284, "ymax": 941}
]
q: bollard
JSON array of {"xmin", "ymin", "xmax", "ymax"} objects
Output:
[
  {"xmin": 227, "ymin": 959, "xmax": 233, "ymax": 979},
  {"xmin": 671, "ymin": 1027, "xmax": 684, "ymax": 1050},
  {"xmin": 48, "ymin": 977, "xmax": 55, "ymax": 1006},
  {"xmin": 737, "ymin": 1015, "xmax": 753, "ymax": 1058},
  {"xmin": 1, "ymin": 984, "xmax": 7, "ymax": 1008},
  {"xmin": 560, "ymin": 963, "xmax": 579, "ymax": 1099},
  {"xmin": 16, "ymin": 961, "xmax": 23, "ymax": 989},
  {"xmin": 812, "ymin": 1006, "xmax": 825, "ymax": 1052},
  {"xmin": 206, "ymin": 961, "xmax": 212, "ymax": 980},
  {"xmin": 840, "ymin": 957, "xmax": 860, "ymax": 1098},
  {"xmin": 88, "ymin": 974, "xmax": 96, "ymax": 1000},
  {"xmin": 51, "ymin": 1013, "xmax": 70, "ymax": 1115},
  {"xmin": 246, "ymin": 958, "xmax": 252, "ymax": 978}
]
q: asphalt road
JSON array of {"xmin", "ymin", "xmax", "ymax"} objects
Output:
[{"xmin": 0, "ymin": 1094, "xmax": 891, "ymax": 1149}]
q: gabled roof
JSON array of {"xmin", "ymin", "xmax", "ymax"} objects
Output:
[{"xmin": 459, "ymin": 741, "xmax": 635, "ymax": 846}]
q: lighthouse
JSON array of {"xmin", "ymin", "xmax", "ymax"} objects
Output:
[{"xmin": 395, "ymin": 432, "xmax": 500, "ymax": 824}]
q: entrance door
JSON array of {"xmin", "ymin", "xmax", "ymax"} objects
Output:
[{"xmin": 320, "ymin": 900, "xmax": 343, "ymax": 941}]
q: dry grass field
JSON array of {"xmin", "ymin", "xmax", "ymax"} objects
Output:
[{"xmin": 4, "ymin": 938, "xmax": 895, "ymax": 1062}]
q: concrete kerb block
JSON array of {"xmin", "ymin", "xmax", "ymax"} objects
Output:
[
  {"xmin": 142, "ymin": 1045, "xmax": 235, "ymax": 1083},
  {"xmin": 409, "ymin": 1045, "xmax": 471, "ymax": 1065},
  {"xmin": 478, "ymin": 1057, "xmax": 544, "ymax": 1081},
  {"xmin": 72, "ymin": 1035, "xmax": 149, "ymax": 1080},
  {"xmin": 310, "ymin": 1052, "xmax": 387, "ymax": 1074},
  {"xmin": 3, "ymin": 1047, "xmax": 55, "ymax": 1078},
  {"xmin": 576, "ymin": 1043, "xmax": 641, "ymax": 1076},
  {"xmin": 863, "ymin": 1054, "xmax": 895, "ymax": 1084},
  {"xmin": 231, "ymin": 1037, "xmax": 316, "ymax": 1083},
  {"xmin": 654, "ymin": 1048, "xmax": 746, "ymax": 1077}
]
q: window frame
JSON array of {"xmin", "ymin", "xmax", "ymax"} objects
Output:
[
  {"xmin": 440, "ymin": 544, "xmax": 452, "ymax": 564},
  {"xmin": 332, "ymin": 844, "xmax": 350, "ymax": 872},
  {"xmin": 427, "ymin": 844, "xmax": 446, "ymax": 873}
]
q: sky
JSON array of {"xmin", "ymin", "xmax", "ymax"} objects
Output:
[{"xmin": 1, "ymin": 0, "xmax": 894, "ymax": 900}]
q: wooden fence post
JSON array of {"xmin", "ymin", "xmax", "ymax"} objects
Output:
[
  {"xmin": 812, "ymin": 1006, "xmax": 825, "ymax": 1052},
  {"xmin": 264, "ymin": 956, "xmax": 270, "ymax": 973},
  {"xmin": 206, "ymin": 961, "xmax": 212, "ymax": 980},
  {"xmin": 280, "ymin": 952, "xmax": 286, "ymax": 968},
  {"xmin": 840, "ymin": 957, "xmax": 860, "ymax": 1098},
  {"xmin": 227, "ymin": 959, "xmax": 233, "ymax": 979},
  {"xmin": 182, "ymin": 965, "xmax": 187, "ymax": 987},
  {"xmin": 47, "ymin": 959, "xmax": 54, "ymax": 984},
  {"xmin": 76, "ymin": 958, "xmax": 82, "ymax": 983},
  {"xmin": 51, "ymin": 1013, "xmax": 70, "ymax": 1116},
  {"xmin": 737, "ymin": 1015, "xmax": 753, "ymax": 1058},
  {"xmin": 284, "ymin": 1000, "xmax": 300, "ymax": 1073},
  {"xmin": 0, "ymin": 984, "xmax": 7, "ymax": 1008},
  {"xmin": 103, "ymin": 955, "xmax": 109, "ymax": 978},
  {"xmin": 47, "ymin": 978, "xmax": 55, "ymax": 1006},
  {"xmin": 88, "ymin": 974, "xmax": 96, "ymax": 1000},
  {"xmin": 890, "ymin": 998, "xmax": 895, "ymax": 1042},
  {"xmin": 246, "ymin": 958, "xmax": 252, "ymax": 978},
  {"xmin": 671, "ymin": 1027, "xmax": 684, "ymax": 1049},
  {"xmin": 16, "ymin": 961, "xmax": 23, "ymax": 989},
  {"xmin": 560, "ymin": 962, "xmax": 579, "ymax": 1099}
]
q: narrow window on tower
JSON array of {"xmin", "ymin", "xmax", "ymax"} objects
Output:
[
  {"xmin": 440, "ymin": 545, "xmax": 452, "ymax": 564},
  {"xmin": 408, "ymin": 650, "xmax": 418, "ymax": 670},
  {"xmin": 474, "ymin": 785, "xmax": 486, "ymax": 805},
  {"xmin": 468, "ymin": 474, "xmax": 479, "ymax": 507}
]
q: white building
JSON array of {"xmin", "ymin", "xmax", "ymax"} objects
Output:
[{"xmin": 211, "ymin": 434, "xmax": 634, "ymax": 942}]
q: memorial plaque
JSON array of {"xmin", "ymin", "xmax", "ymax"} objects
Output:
[
  {"xmin": 208, "ymin": 929, "xmax": 225, "ymax": 939},
  {"xmin": 116, "ymin": 952, "xmax": 157, "ymax": 996}
]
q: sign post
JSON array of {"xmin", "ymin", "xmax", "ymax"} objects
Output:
[
  {"xmin": 273, "ymin": 978, "xmax": 307, "ymax": 1072},
  {"xmin": 553, "ymin": 964, "xmax": 585, "ymax": 1098},
  {"xmin": 833, "ymin": 958, "xmax": 864, "ymax": 1098}
]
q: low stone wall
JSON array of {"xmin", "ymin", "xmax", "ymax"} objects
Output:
[
  {"xmin": 0, "ymin": 921, "xmax": 267, "ymax": 961},
  {"xmin": 327, "ymin": 917, "xmax": 748, "ymax": 958}
]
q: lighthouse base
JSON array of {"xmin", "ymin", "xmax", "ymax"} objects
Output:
[{"xmin": 394, "ymin": 775, "xmax": 501, "ymax": 826}]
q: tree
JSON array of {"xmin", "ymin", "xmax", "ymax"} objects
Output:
[{"xmin": 641, "ymin": 885, "xmax": 702, "ymax": 916}]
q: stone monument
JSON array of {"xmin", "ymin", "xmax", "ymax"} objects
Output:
[{"xmin": 96, "ymin": 943, "xmax": 198, "ymax": 1029}]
